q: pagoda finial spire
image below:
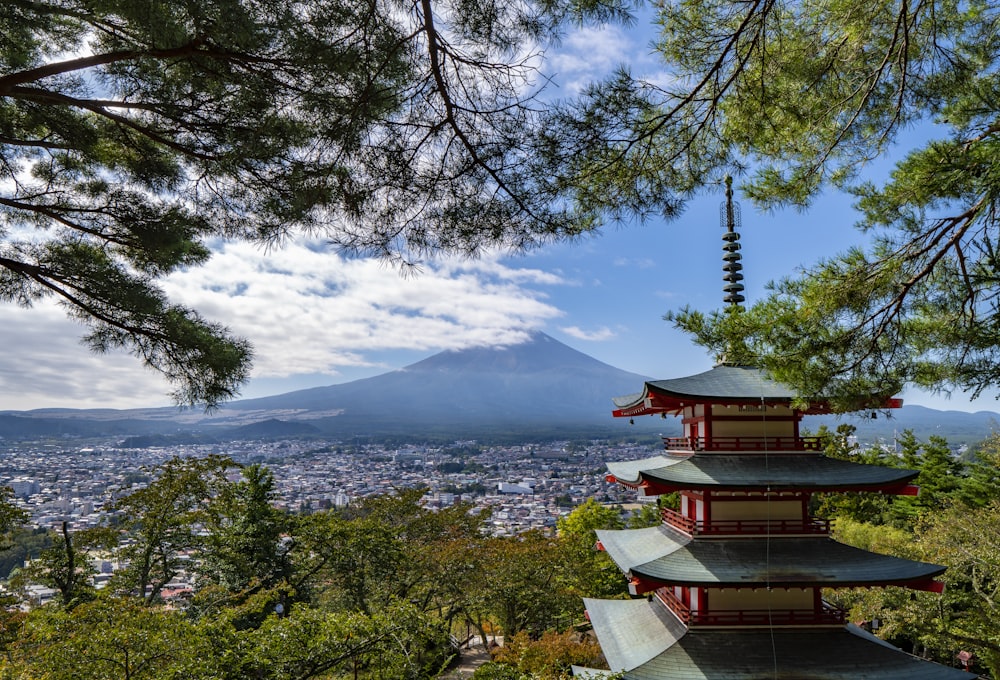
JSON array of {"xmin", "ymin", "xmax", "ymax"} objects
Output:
[{"xmin": 721, "ymin": 175, "xmax": 745, "ymax": 306}]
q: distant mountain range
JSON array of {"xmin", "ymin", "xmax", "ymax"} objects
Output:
[{"xmin": 2, "ymin": 332, "xmax": 999, "ymax": 444}]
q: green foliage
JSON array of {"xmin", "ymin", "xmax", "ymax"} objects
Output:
[
  {"xmin": 3, "ymin": 593, "xmax": 451, "ymax": 680},
  {"xmin": 891, "ymin": 433, "xmax": 964, "ymax": 523},
  {"xmin": 0, "ymin": 487, "xmax": 27, "ymax": 540},
  {"xmin": 472, "ymin": 663, "xmax": 525, "ymax": 680},
  {"xmin": 556, "ymin": 499, "xmax": 624, "ymax": 547},
  {"xmin": 831, "ymin": 503, "xmax": 1000, "ymax": 678},
  {"xmin": 0, "ymin": 486, "xmax": 31, "ymax": 577},
  {"xmin": 0, "ymin": 458, "xmax": 628, "ymax": 679},
  {"xmin": 0, "ymin": 527, "xmax": 51, "ymax": 580},
  {"xmin": 15, "ymin": 522, "xmax": 109, "ymax": 607},
  {"xmin": 7, "ymin": 595, "xmax": 215, "ymax": 679},
  {"xmin": 556, "ymin": 499, "xmax": 628, "ymax": 600},
  {"xmin": 460, "ymin": 531, "xmax": 582, "ymax": 639},
  {"xmin": 956, "ymin": 433, "xmax": 1000, "ymax": 508},
  {"xmin": 240, "ymin": 600, "xmax": 452, "ymax": 680},
  {"xmin": 0, "ymin": 0, "xmax": 642, "ymax": 407},
  {"xmin": 549, "ymin": 0, "xmax": 1000, "ymax": 402},
  {"xmin": 811, "ymin": 425, "xmax": 898, "ymax": 524},
  {"xmin": 199, "ymin": 464, "xmax": 292, "ymax": 594},
  {"xmin": 106, "ymin": 455, "xmax": 235, "ymax": 601},
  {"xmin": 830, "ymin": 517, "xmax": 919, "ymax": 560},
  {"xmin": 489, "ymin": 630, "xmax": 606, "ymax": 679},
  {"xmin": 627, "ymin": 502, "xmax": 664, "ymax": 528}
]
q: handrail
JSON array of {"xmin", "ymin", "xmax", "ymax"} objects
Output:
[
  {"xmin": 662, "ymin": 436, "xmax": 824, "ymax": 452},
  {"xmin": 661, "ymin": 509, "xmax": 830, "ymax": 537},
  {"xmin": 656, "ymin": 590, "xmax": 845, "ymax": 627}
]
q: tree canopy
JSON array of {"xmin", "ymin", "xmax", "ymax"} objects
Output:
[
  {"xmin": 11, "ymin": 0, "xmax": 1000, "ymax": 406},
  {"xmin": 0, "ymin": 457, "xmax": 609, "ymax": 679},
  {"xmin": 0, "ymin": 0, "xmax": 644, "ymax": 407},
  {"xmin": 559, "ymin": 0, "xmax": 1000, "ymax": 405}
]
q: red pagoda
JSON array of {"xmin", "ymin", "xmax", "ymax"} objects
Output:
[{"xmin": 574, "ymin": 182, "xmax": 976, "ymax": 679}]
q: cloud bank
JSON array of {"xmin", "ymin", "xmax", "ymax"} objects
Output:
[{"xmin": 0, "ymin": 240, "xmax": 566, "ymax": 410}]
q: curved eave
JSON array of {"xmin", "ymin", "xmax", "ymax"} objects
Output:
[
  {"xmin": 586, "ymin": 598, "xmax": 976, "ymax": 680},
  {"xmin": 583, "ymin": 597, "xmax": 687, "ymax": 673},
  {"xmin": 597, "ymin": 526, "xmax": 944, "ymax": 591},
  {"xmin": 629, "ymin": 455, "xmax": 919, "ymax": 494},
  {"xmin": 611, "ymin": 365, "xmax": 903, "ymax": 418},
  {"xmin": 611, "ymin": 385, "xmax": 815, "ymax": 418},
  {"xmin": 630, "ymin": 536, "xmax": 944, "ymax": 590},
  {"xmin": 605, "ymin": 455, "xmax": 685, "ymax": 487}
]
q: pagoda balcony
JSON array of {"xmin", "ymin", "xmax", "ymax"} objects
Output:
[
  {"xmin": 661, "ymin": 508, "xmax": 831, "ymax": 537},
  {"xmin": 656, "ymin": 590, "xmax": 846, "ymax": 628},
  {"xmin": 661, "ymin": 436, "xmax": 823, "ymax": 453}
]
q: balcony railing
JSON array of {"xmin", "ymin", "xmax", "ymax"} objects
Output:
[
  {"xmin": 661, "ymin": 508, "xmax": 831, "ymax": 537},
  {"xmin": 661, "ymin": 436, "xmax": 823, "ymax": 452},
  {"xmin": 656, "ymin": 590, "xmax": 845, "ymax": 627}
]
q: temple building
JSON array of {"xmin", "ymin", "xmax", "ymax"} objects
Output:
[{"xmin": 574, "ymin": 182, "xmax": 976, "ymax": 679}]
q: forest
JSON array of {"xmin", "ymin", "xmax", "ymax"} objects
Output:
[{"xmin": 0, "ymin": 427, "xmax": 995, "ymax": 679}]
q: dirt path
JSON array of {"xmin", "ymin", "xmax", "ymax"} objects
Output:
[{"xmin": 439, "ymin": 644, "xmax": 492, "ymax": 679}]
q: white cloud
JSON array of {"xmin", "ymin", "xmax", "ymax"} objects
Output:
[
  {"xmin": 0, "ymin": 302, "xmax": 173, "ymax": 410},
  {"xmin": 560, "ymin": 325, "xmax": 617, "ymax": 342},
  {"xmin": 613, "ymin": 257, "xmax": 656, "ymax": 269},
  {"xmin": 0, "ymin": 239, "xmax": 569, "ymax": 410},
  {"xmin": 545, "ymin": 24, "xmax": 640, "ymax": 94}
]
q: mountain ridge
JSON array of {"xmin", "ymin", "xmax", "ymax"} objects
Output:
[{"xmin": 2, "ymin": 332, "xmax": 999, "ymax": 443}]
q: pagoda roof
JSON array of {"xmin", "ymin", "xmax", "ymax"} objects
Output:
[
  {"xmin": 612, "ymin": 365, "xmax": 828, "ymax": 417},
  {"xmin": 596, "ymin": 525, "xmax": 944, "ymax": 589},
  {"xmin": 612, "ymin": 365, "xmax": 901, "ymax": 417},
  {"xmin": 582, "ymin": 598, "xmax": 975, "ymax": 680},
  {"xmin": 606, "ymin": 454, "xmax": 918, "ymax": 493},
  {"xmin": 629, "ymin": 365, "xmax": 799, "ymax": 402}
]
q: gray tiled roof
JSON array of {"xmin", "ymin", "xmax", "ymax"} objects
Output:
[
  {"xmin": 582, "ymin": 597, "xmax": 686, "ymax": 671},
  {"xmin": 597, "ymin": 525, "xmax": 944, "ymax": 587},
  {"xmin": 613, "ymin": 366, "xmax": 798, "ymax": 408},
  {"xmin": 628, "ymin": 454, "xmax": 918, "ymax": 490},
  {"xmin": 606, "ymin": 455, "xmax": 683, "ymax": 484},
  {"xmin": 612, "ymin": 391, "xmax": 646, "ymax": 408},
  {"xmin": 585, "ymin": 598, "xmax": 976, "ymax": 680},
  {"xmin": 597, "ymin": 525, "xmax": 687, "ymax": 571}
]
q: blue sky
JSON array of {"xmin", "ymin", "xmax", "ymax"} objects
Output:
[{"xmin": 2, "ymin": 13, "xmax": 998, "ymax": 414}]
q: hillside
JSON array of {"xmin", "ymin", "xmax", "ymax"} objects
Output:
[{"xmin": 2, "ymin": 332, "xmax": 999, "ymax": 443}]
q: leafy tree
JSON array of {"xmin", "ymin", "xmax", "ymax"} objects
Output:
[
  {"xmin": 828, "ymin": 517, "xmax": 919, "ymax": 560},
  {"xmin": 956, "ymin": 433, "xmax": 1000, "ymax": 508},
  {"xmin": 836, "ymin": 502, "xmax": 1000, "ymax": 677},
  {"xmin": 16, "ymin": 522, "xmax": 109, "ymax": 607},
  {"xmin": 6, "ymin": 595, "xmax": 215, "ymax": 679},
  {"xmin": 0, "ymin": 527, "xmax": 51, "ymax": 580},
  {"xmin": 0, "ymin": 487, "xmax": 27, "ymax": 541},
  {"xmin": 556, "ymin": 499, "xmax": 624, "ymax": 552},
  {"xmin": 0, "ymin": 487, "xmax": 31, "ymax": 579},
  {"xmin": 556, "ymin": 499, "xmax": 628, "ymax": 599},
  {"xmin": 818, "ymin": 428, "xmax": 966, "ymax": 528},
  {"xmin": 471, "ymin": 663, "xmax": 524, "ymax": 680},
  {"xmin": 489, "ymin": 630, "xmax": 606, "ymax": 680},
  {"xmin": 626, "ymin": 501, "xmax": 663, "ymax": 528},
  {"xmin": 0, "ymin": 0, "xmax": 641, "ymax": 407},
  {"xmin": 891, "ymin": 433, "xmax": 964, "ymax": 524},
  {"xmin": 295, "ymin": 508, "xmax": 406, "ymax": 615},
  {"xmin": 811, "ymin": 424, "xmax": 898, "ymax": 525},
  {"xmin": 213, "ymin": 599, "xmax": 450, "ymax": 680},
  {"xmin": 462, "ymin": 531, "xmax": 580, "ymax": 639},
  {"xmin": 106, "ymin": 455, "xmax": 235, "ymax": 602},
  {"xmin": 555, "ymin": 0, "xmax": 1000, "ymax": 404},
  {"xmin": 914, "ymin": 501, "xmax": 1000, "ymax": 677},
  {"xmin": 199, "ymin": 464, "xmax": 291, "ymax": 594},
  {"xmin": 294, "ymin": 488, "xmax": 488, "ymax": 628}
]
